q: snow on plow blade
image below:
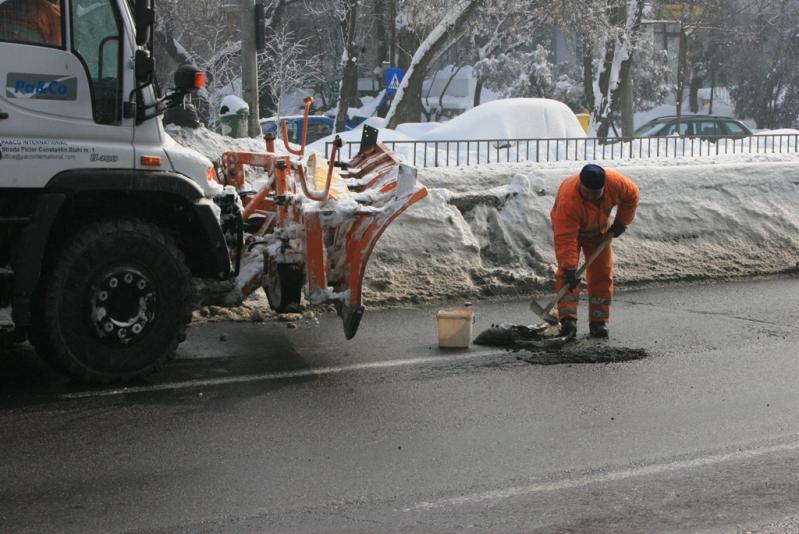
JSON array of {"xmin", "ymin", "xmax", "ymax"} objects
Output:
[{"xmin": 217, "ymin": 114, "xmax": 427, "ymax": 340}]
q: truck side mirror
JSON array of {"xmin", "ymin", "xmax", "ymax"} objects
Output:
[
  {"xmin": 135, "ymin": 0, "xmax": 154, "ymax": 47},
  {"xmin": 174, "ymin": 64, "xmax": 206, "ymax": 93},
  {"xmin": 134, "ymin": 49, "xmax": 155, "ymax": 84}
]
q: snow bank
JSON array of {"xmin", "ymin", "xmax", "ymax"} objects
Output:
[
  {"xmin": 363, "ymin": 159, "xmax": 799, "ymax": 305},
  {"xmin": 396, "ymin": 122, "xmax": 441, "ymax": 138},
  {"xmin": 419, "ymin": 98, "xmax": 586, "ymax": 141}
]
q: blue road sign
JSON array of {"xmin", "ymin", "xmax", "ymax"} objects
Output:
[{"xmin": 385, "ymin": 68, "xmax": 405, "ymax": 95}]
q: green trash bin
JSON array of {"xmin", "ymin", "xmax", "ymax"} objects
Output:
[
  {"xmin": 220, "ymin": 109, "xmax": 249, "ymax": 138},
  {"xmin": 219, "ymin": 96, "xmax": 250, "ymax": 138}
]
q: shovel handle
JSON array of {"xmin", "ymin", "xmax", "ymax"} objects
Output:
[
  {"xmin": 536, "ymin": 233, "xmax": 614, "ymax": 317},
  {"xmin": 574, "ymin": 232, "xmax": 614, "ymax": 279}
]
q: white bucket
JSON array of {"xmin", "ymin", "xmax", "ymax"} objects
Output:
[{"xmin": 436, "ymin": 308, "xmax": 475, "ymax": 348}]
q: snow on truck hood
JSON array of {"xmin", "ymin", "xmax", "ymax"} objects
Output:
[
  {"xmin": 161, "ymin": 125, "xmax": 287, "ymax": 197},
  {"xmin": 161, "ymin": 131, "xmax": 222, "ymax": 197}
]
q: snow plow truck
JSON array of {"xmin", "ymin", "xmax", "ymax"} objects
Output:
[{"xmin": 0, "ymin": 0, "xmax": 427, "ymax": 383}]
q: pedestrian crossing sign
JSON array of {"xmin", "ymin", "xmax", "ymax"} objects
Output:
[{"xmin": 385, "ymin": 68, "xmax": 405, "ymax": 95}]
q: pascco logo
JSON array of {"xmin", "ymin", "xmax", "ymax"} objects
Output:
[{"xmin": 6, "ymin": 73, "xmax": 77, "ymax": 101}]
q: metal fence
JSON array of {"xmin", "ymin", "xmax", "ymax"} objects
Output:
[{"xmin": 326, "ymin": 133, "xmax": 799, "ymax": 168}]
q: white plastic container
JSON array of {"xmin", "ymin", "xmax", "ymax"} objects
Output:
[{"xmin": 436, "ymin": 308, "xmax": 475, "ymax": 348}]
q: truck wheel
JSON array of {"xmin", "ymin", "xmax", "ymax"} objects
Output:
[
  {"xmin": 30, "ymin": 220, "xmax": 193, "ymax": 383},
  {"xmin": 262, "ymin": 258, "xmax": 303, "ymax": 313}
]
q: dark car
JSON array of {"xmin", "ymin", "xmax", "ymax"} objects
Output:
[
  {"xmin": 260, "ymin": 115, "xmax": 351, "ymax": 145},
  {"xmin": 633, "ymin": 115, "xmax": 752, "ymax": 141}
]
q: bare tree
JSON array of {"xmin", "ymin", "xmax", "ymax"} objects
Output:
[
  {"xmin": 385, "ymin": 0, "xmax": 482, "ymax": 127},
  {"xmin": 466, "ymin": 0, "xmax": 546, "ymax": 107},
  {"xmin": 154, "ymin": 0, "xmax": 244, "ymax": 126},
  {"xmin": 335, "ymin": 0, "xmax": 360, "ymax": 132},
  {"xmin": 592, "ymin": 0, "xmax": 644, "ymax": 139},
  {"xmin": 258, "ymin": 26, "xmax": 323, "ymax": 119},
  {"xmin": 531, "ymin": 0, "xmax": 645, "ymax": 138}
]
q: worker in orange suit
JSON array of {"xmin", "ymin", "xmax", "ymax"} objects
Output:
[
  {"xmin": 0, "ymin": 0, "xmax": 63, "ymax": 46},
  {"xmin": 550, "ymin": 164, "xmax": 640, "ymax": 338}
]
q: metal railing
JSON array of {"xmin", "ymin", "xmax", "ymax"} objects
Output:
[{"xmin": 326, "ymin": 133, "xmax": 799, "ymax": 168}]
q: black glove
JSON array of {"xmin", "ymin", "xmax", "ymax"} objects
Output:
[
  {"xmin": 565, "ymin": 268, "xmax": 579, "ymax": 290},
  {"xmin": 609, "ymin": 219, "xmax": 627, "ymax": 238}
]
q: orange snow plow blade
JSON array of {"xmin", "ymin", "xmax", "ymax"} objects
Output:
[{"xmin": 218, "ymin": 100, "xmax": 427, "ymax": 339}]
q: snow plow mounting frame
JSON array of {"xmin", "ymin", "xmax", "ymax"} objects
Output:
[{"xmin": 216, "ymin": 99, "xmax": 427, "ymax": 339}]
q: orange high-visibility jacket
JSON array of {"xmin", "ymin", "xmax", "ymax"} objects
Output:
[{"xmin": 550, "ymin": 169, "xmax": 640, "ymax": 269}]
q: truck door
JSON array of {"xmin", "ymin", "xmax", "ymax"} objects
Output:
[{"xmin": 0, "ymin": 0, "xmax": 135, "ymax": 189}]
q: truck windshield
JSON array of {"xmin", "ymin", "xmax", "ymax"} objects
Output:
[{"xmin": 71, "ymin": 0, "xmax": 123, "ymax": 124}]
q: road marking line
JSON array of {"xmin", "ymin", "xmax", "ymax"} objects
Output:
[
  {"xmin": 58, "ymin": 349, "xmax": 508, "ymax": 400},
  {"xmin": 405, "ymin": 439, "xmax": 799, "ymax": 511}
]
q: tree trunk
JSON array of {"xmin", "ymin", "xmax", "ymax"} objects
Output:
[
  {"xmin": 335, "ymin": 0, "xmax": 359, "ymax": 133},
  {"xmin": 620, "ymin": 67, "xmax": 634, "ymax": 137},
  {"xmin": 689, "ymin": 67, "xmax": 701, "ymax": 113},
  {"xmin": 581, "ymin": 38, "xmax": 595, "ymax": 112},
  {"xmin": 388, "ymin": 0, "xmax": 397, "ymax": 65},
  {"xmin": 240, "ymin": 0, "xmax": 261, "ymax": 137},
  {"xmin": 473, "ymin": 77, "xmax": 483, "ymax": 107},
  {"xmin": 708, "ymin": 67, "xmax": 715, "ymax": 114},
  {"xmin": 385, "ymin": 0, "xmax": 479, "ymax": 128},
  {"xmin": 594, "ymin": 42, "xmax": 616, "ymax": 139},
  {"xmin": 593, "ymin": 0, "xmax": 644, "ymax": 140},
  {"xmin": 438, "ymin": 64, "xmax": 463, "ymax": 118},
  {"xmin": 397, "ymin": 27, "xmax": 417, "ymax": 71},
  {"xmin": 675, "ymin": 22, "xmax": 688, "ymax": 125},
  {"xmin": 375, "ymin": 0, "xmax": 388, "ymax": 63}
]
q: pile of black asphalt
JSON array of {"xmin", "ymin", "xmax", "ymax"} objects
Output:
[
  {"xmin": 518, "ymin": 344, "xmax": 649, "ymax": 365},
  {"xmin": 474, "ymin": 323, "xmax": 648, "ymax": 365}
]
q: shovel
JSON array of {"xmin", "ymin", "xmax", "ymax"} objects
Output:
[{"xmin": 530, "ymin": 233, "xmax": 614, "ymax": 326}]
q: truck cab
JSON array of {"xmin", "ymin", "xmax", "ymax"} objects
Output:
[{"xmin": 0, "ymin": 0, "xmax": 235, "ymax": 382}]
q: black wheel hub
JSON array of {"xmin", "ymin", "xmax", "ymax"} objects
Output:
[{"xmin": 89, "ymin": 267, "xmax": 157, "ymax": 346}]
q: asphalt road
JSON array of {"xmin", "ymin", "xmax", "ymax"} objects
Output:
[{"xmin": 2, "ymin": 276, "xmax": 799, "ymax": 533}]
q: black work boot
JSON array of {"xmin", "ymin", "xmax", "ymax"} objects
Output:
[
  {"xmin": 589, "ymin": 322, "xmax": 608, "ymax": 338},
  {"xmin": 560, "ymin": 318, "xmax": 577, "ymax": 338}
]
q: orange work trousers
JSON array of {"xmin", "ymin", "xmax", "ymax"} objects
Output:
[{"xmin": 556, "ymin": 239, "xmax": 613, "ymax": 323}]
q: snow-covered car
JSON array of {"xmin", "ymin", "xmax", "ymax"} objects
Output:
[
  {"xmin": 633, "ymin": 115, "xmax": 752, "ymax": 141},
  {"xmin": 418, "ymin": 98, "xmax": 587, "ymax": 141}
]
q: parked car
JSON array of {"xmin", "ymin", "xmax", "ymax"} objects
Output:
[
  {"xmin": 633, "ymin": 115, "xmax": 752, "ymax": 141},
  {"xmin": 259, "ymin": 115, "xmax": 351, "ymax": 145}
]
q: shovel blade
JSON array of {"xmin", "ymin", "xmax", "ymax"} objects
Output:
[{"xmin": 530, "ymin": 300, "xmax": 559, "ymax": 325}]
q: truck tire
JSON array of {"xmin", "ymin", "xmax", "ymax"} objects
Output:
[
  {"xmin": 30, "ymin": 219, "xmax": 193, "ymax": 383},
  {"xmin": 262, "ymin": 257, "xmax": 303, "ymax": 313}
]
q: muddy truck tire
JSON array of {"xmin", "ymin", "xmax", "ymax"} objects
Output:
[
  {"xmin": 30, "ymin": 219, "xmax": 193, "ymax": 383},
  {"xmin": 263, "ymin": 258, "xmax": 303, "ymax": 313}
]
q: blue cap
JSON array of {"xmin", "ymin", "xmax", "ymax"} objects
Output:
[{"xmin": 580, "ymin": 164, "xmax": 606, "ymax": 190}]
